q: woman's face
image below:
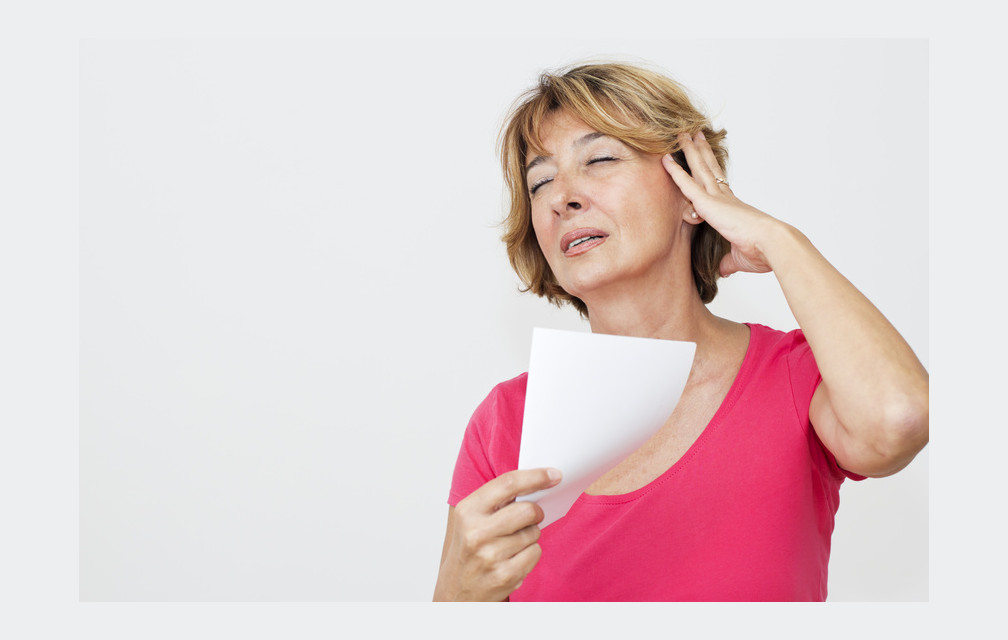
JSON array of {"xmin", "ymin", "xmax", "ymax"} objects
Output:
[{"xmin": 526, "ymin": 110, "xmax": 693, "ymax": 304}]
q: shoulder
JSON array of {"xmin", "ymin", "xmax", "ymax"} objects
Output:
[
  {"xmin": 494, "ymin": 371, "xmax": 528, "ymax": 396},
  {"xmin": 745, "ymin": 322, "xmax": 802, "ymax": 348},
  {"xmin": 474, "ymin": 372, "xmax": 528, "ymax": 420},
  {"xmin": 733, "ymin": 323, "xmax": 822, "ymax": 424},
  {"xmin": 466, "ymin": 371, "xmax": 528, "ymax": 458},
  {"xmin": 743, "ymin": 324, "xmax": 864, "ymax": 481},
  {"xmin": 451, "ymin": 372, "xmax": 527, "ymax": 499},
  {"xmin": 741, "ymin": 322, "xmax": 815, "ymax": 371}
]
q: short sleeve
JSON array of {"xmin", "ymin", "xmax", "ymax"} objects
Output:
[
  {"xmin": 785, "ymin": 330, "xmax": 866, "ymax": 482},
  {"xmin": 448, "ymin": 374, "xmax": 526, "ymax": 506}
]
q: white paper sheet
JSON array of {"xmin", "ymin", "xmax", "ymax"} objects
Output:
[{"xmin": 518, "ymin": 327, "xmax": 696, "ymax": 528}]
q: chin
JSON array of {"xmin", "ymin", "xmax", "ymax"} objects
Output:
[{"xmin": 558, "ymin": 269, "xmax": 616, "ymax": 301}]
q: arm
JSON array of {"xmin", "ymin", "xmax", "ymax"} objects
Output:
[
  {"xmin": 665, "ymin": 132, "xmax": 928, "ymax": 478},
  {"xmin": 764, "ymin": 225, "xmax": 928, "ymax": 477}
]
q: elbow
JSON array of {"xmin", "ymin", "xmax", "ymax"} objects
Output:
[
  {"xmin": 887, "ymin": 382, "xmax": 929, "ymax": 451},
  {"xmin": 867, "ymin": 389, "xmax": 929, "ymax": 477}
]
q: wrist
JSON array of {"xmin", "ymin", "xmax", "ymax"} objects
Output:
[{"xmin": 757, "ymin": 219, "xmax": 812, "ymax": 273}]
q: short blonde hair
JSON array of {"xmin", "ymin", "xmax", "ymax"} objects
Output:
[{"xmin": 498, "ymin": 62, "xmax": 730, "ymax": 318}]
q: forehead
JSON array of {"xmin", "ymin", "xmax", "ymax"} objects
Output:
[
  {"xmin": 525, "ymin": 110, "xmax": 607, "ymax": 161},
  {"xmin": 538, "ymin": 109, "xmax": 593, "ymax": 139}
]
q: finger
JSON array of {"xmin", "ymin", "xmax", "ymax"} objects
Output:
[
  {"xmin": 692, "ymin": 131, "xmax": 728, "ymax": 186},
  {"xmin": 469, "ymin": 468, "xmax": 562, "ymax": 514},
  {"xmin": 501, "ymin": 542, "xmax": 543, "ymax": 591},
  {"xmin": 663, "ymin": 154, "xmax": 707, "ymax": 207},
  {"xmin": 677, "ymin": 132, "xmax": 718, "ymax": 192},
  {"xmin": 486, "ymin": 498, "xmax": 544, "ymax": 537},
  {"xmin": 495, "ymin": 522, "xmax": 542, "ymax": 560}
]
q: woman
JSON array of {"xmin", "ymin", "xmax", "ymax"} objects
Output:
[{"xmin": 433, "ymin": 62, "xmax": 928, "ymax": 601}]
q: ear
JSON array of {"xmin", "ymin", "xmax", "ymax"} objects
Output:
[{"xmin": 680, "ymin": 204, "xmax": 703, "ymax": 226}]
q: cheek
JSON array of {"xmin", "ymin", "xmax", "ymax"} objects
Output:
[
  {"xmin": 660, "ymin": 178, "xmax": 688, "ymax": 211},
  {"xmin": 530, "ymin": 208, "xmax": 553, "ymax": 255}
]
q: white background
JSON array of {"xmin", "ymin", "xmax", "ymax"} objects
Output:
[
  {"xmin": 78, "ymin": 38, "xmax": 929, "ymax": 601},
  {"xmin": 5, "ymin": 0, "xmax": 1004, "ymax": 630}
]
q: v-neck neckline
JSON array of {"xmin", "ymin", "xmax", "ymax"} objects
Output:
[{"xmin": 574, "ymin": 322, "xmax": 759, "ymax": 506}]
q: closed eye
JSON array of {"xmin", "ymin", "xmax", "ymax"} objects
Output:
[
  {"xmin": 529, "ymin": 157, "xmax": 619, "ymax": 196},
  {"xmin": 529, "ymin": 176, "xmax": 552, "ymax": 196}
]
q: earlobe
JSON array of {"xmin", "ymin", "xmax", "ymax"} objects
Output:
[{"xmin": 682, "ymin": 208, "xmax": 703, "ymax": 225}]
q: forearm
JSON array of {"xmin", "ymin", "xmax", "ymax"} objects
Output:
[
  {"xmin": 666, "ymin": 129, "xmax": 927, "ymax": 470},
  {"xmin": 761, "ymin": 222, "xmax": 929, "ymax": 458}
]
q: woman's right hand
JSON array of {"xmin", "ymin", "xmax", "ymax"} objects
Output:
[{"xmin": 433, "ymin": 468, "xmax": 562, "ymax": 601}]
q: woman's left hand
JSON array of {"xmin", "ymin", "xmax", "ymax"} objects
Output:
[
  {"xmin": 663, "ymin": 131, "xmax": 928, "ymax": 478},
  {"xmin": 662, "ymin": 131, "xmax": 783, "ymax": 277}
]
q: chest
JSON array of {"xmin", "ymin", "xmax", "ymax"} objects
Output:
[{"xmin": 584, "ymin": 372, "xmax": 735, "ymax": 496}]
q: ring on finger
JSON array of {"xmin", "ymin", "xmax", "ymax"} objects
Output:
[{"xmin": 715, "ymin": 177, "xmax": 729, "ymax": 187}]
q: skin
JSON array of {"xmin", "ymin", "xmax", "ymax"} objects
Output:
[
  {"xmin": 434, "ymin": 468, "xmax": 561, "ymax": 601},
  {"xmin": 433, "ymin": 109, "xmax": 929, "ymax": 601}
]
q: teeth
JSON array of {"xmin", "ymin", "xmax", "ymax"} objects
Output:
[{"xmin": 569, "ymin": 236, "xmax": 600, "ymax": 249}]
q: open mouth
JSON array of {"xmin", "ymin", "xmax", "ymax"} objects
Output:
[
  {"xmin": 561, "ymin": 228, "xmax": 608, "ymax": 256},
  {"xmin": 568, "ymin": 236, "xmax": 603, "ymax": 249}
]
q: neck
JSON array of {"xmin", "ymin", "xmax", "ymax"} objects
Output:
[
  {"xmin": 573, "ymin": 224, "xmax": 744, "ymax": 368},
  {"xmin": 580, "ymin": 230, "xmax": 717, "ymax": 344},
  {"xmin": 580, "ymin": 258, "xmax": 740, "ymax": 373},
  {"xmin": 585, "ymin": 286, "xmax": 746, "ymax": 386},
  {"xmin": 585, "ymin": 280, "xmax": 717, "ymax": 343}
]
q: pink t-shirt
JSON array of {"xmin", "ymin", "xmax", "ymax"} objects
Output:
[{"xmin": 448, "ymin": 323, "xmax": 865, "ymax": 601}]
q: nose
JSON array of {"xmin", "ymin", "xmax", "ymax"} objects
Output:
[{"xmin": 549, "ymin": 174, "xmax": 587, "ymax": 218}]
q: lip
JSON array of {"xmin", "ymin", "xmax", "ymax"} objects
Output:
[{"xmin": 560, "ymin": 228, "xmax": 609, "ymax": 256}]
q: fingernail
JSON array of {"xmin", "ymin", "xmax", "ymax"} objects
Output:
[{"xmin": 547, "ymin": 468, "xmax": 562, "ymax": 482}]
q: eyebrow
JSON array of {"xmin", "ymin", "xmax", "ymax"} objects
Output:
[{"xmin": 525, "ymin": 131, "xmax": 609, "ymax": 175}]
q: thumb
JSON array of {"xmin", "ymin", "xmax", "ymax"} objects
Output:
[{"xmin": 718, "ymin": 252, "xmax": 741, "ymax": 278}]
